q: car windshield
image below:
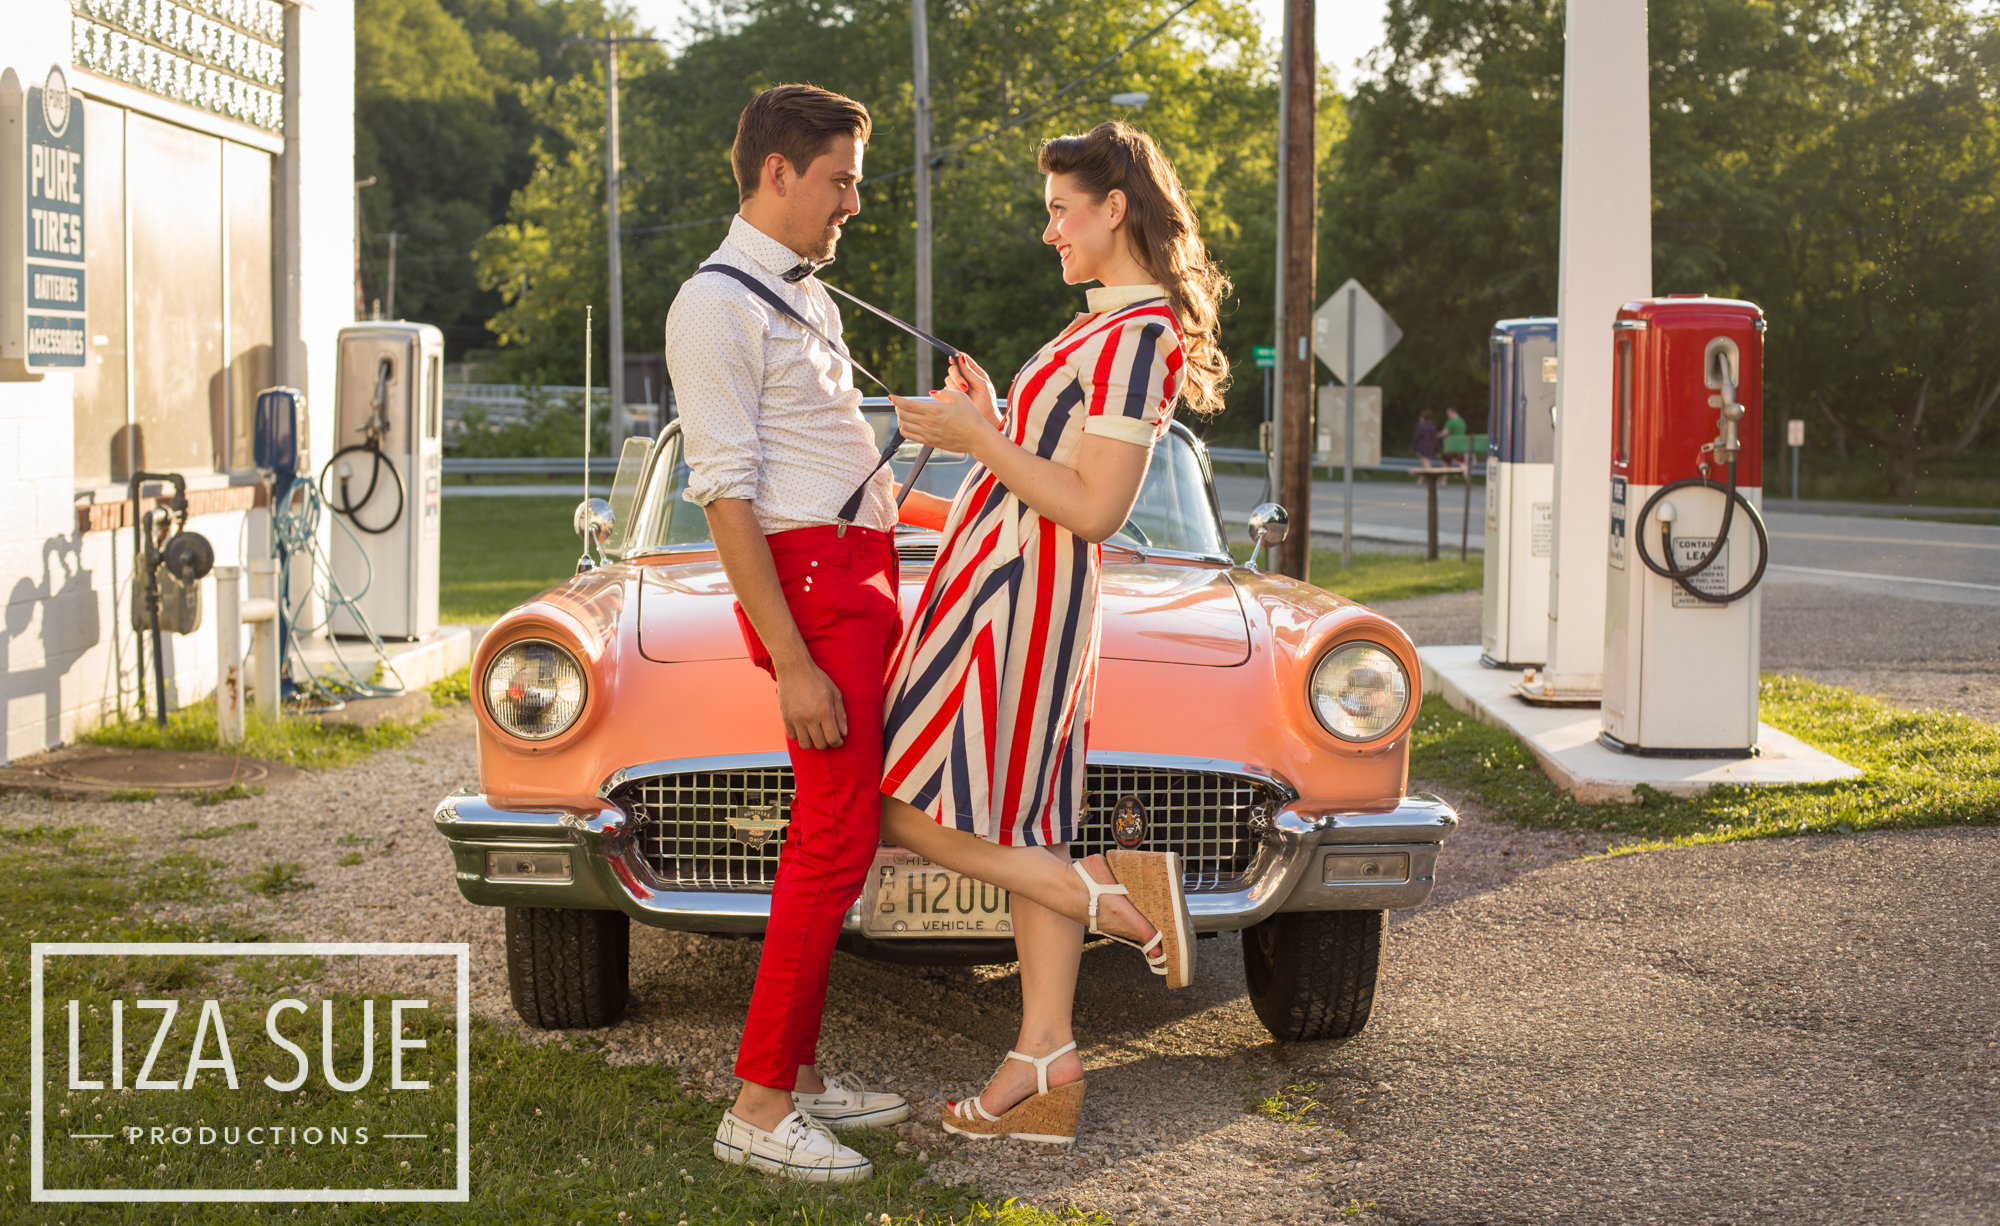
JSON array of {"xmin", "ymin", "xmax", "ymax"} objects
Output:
[{"xmin": 619, "ymin": 403, "xmax": 1228, "ymax": 558}]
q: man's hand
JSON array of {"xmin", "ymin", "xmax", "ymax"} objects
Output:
[{"xmin": 776, "ymin": 656, "xmax": 848, "ymax": 749}]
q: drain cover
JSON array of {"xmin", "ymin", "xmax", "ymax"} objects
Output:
[{"xmin": 35, "ymin": 747, "xmax": 299, "ymax": 791}]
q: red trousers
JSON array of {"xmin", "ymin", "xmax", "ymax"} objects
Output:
[{"xmin": 732, "ymin": 524, "xmax": 902, "ymax": 1091}]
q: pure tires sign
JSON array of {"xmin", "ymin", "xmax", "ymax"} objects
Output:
[{"xmin": 2, "ymin": 64, "xmax": 87, "ymax": 373}]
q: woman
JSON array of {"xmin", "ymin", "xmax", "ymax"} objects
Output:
[{"xmin": 881, "ymin": 122, "xmax": 1231, "ymax": 1146}]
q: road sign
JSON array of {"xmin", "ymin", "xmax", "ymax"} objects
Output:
[
  {"xmin": 1253, "ymin": 345, "xmax": 1275, "ymax": 369},
  {"xmin": 1313, "ymin": 278, "xmax": 1401, "ymax": 385},
  {"xmin": 1787, "ymin": 419, "xmax": 1805, "ymax": 447}
]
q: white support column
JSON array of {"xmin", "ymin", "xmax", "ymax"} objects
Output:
[
  {"xmin": 1538, "ymin": 0, "xmax": 1651, "ymax": 700},
  {"xmin": 247, "ymin": 558, "xmax": 280, "ymax": 715},
  {"xmin": 214, "ymin": 565, "xmax": 244, "ymax": 744}
]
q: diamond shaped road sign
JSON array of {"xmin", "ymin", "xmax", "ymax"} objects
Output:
[{"xmin": 1313, "ymin": 278, "xmax": 1403, "ymax": 385}]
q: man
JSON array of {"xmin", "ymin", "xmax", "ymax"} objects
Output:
[
  {"xmin": 1412, "ymin": 410, "xmax": 1441, "ymax": 467},
  {"xmin": 663, "ymin": 84, "xmax": 909, "ymax": 1185}
]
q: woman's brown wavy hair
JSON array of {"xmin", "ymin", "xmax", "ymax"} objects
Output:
[{"xmin": 1038, "ymin": 122, "xmax": 1231, "ymax": 416}]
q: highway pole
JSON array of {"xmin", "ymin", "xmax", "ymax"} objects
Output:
[
  {"xmin": 913, "ymin": 0, "xmax": 934, "ymax": 395},
  {"xmin": 1343, "ymin": 284, "xmax": 1355, "ymax": 571},
  {"xmin": 1276, "ymin": 0, "xmax": 1316, "ymax": 580}
]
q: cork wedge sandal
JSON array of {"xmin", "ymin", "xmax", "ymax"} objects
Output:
[
  {"xmin": 941, "ymin": 1041, "xmax": 1086, "ymax": 1145},
  {"xmin": 1073, "ymin": 853, "xmax": 1196, "ymax": 989}
]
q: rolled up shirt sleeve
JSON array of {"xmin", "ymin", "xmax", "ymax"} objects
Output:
[
  {"xmin": 665, "ymin": 280, "xmax": 768, "ymax": 506},
  {"xmin": 1080, "ymin": 313, "xmax": 1185, "ymax": 447}
]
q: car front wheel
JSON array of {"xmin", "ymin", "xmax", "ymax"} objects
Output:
[
  {"xmin": 504, "ymin": 906, "xmax": 631, "ymax": 1029},
  {"xmin": 1242, "ymin": 909, "xmax": 1385, "ymax": 1041}
]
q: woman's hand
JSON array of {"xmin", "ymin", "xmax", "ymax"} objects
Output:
[{"xmin": 942, "ymin": 354, "xmax": 1003, "ymax": 430}]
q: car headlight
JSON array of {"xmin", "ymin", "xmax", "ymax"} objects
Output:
[
  {"xmin": 1309, "ymin": 642, "xmax": 1410, "ymax": 743},
  {"xmin": 484, "ymin": 639, "xmax": 587, "ymax": 741}
]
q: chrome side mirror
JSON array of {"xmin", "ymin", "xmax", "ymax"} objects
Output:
[
  {"xmin": 574, "ymin": 497, "xmax": 614, "ymax": 572},
  {"xmin": 1247, "ymin": 502, "xmax": 1289, "ymax": 570}
]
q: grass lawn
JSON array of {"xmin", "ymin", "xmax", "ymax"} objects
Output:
[
  {"xmin": 0, "ymin": 814, "xmax": 1095, "ymax": 1225},
  {"xmin": 1411, "ymin": 675, "xmax": 2000, "ymax": 850},
  {"xmin": 1229, "ymin": 543, "xmax": 1484, "ymax": 606},
  {"xmin": 441, "ymin": 496, "xmax": 586, "ymax": 624}
]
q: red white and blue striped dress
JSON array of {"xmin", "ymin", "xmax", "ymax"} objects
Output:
[{"xmin": 881, "ymin": 284, "xmax": 1185, "ymax": 846}]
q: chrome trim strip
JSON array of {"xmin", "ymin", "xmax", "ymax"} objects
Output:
[
  {"xmin": 1612, "ymin": 319, "xmax": 1650, "ymax": 331},
  {"xmin": 596, "ymin": 751, "xmax": 793, "ymax": 799}
]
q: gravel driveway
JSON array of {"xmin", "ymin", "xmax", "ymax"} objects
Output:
[{"xmin": 6, "ymin": 701, "xmax": 1994, "ymax": 1225}]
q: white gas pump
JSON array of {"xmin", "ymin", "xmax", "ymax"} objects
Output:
[
  {"xmin": 1601, "ymin": 296, "xmax": 1771, "ymax": 756},
  {"xmin": 326, "ymin": 322, "xmax": 443, "ymax": 641},
  {"xmin": 1481, "ymin": 317, "xmax": 1557, "ymax": 668}
]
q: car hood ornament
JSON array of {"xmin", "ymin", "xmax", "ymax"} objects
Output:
[{"xmin": 729, "ymin": 805, "xmax": 790, "ymax": 848}]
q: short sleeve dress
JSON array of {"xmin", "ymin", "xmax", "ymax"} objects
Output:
[{"xmin": 881, "ymin": 284, "xmax": 1185, "ymax": 846}]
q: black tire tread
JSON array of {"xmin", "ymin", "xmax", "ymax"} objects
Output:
[
  {"xmin": 504, "ymin": 906, "xmax": 631, "ymax": 1029},
  {"xmin": 1243, "ymin": 909, "xmax": 1385, "ymax": 1042}
]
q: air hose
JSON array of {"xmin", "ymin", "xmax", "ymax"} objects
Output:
[
  {"xmin": 1631, "ymin": 460, "xmax": 1770, "ymax": 605},
  {"xmin": 320, "ymin": 355, "xmax": 406, "ymax": 534},
  {"xmin": 319, "ymin": 440, "xmax": 405, "ymax": 534}
]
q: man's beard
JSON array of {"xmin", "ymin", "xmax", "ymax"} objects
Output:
[{"xmin": 801, "ymin": 213, "xmax": 845, "ymax": 262}]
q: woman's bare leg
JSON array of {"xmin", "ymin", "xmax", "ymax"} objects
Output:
[
  {"xmin": 879, "ymin": 796, "xmax": 1156, "ymax": 945},
  {"xmin": 966, "ymin": 846, "xmax": 1086, "ymax": 1115}
]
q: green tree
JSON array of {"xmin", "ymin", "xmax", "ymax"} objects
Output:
[
  {"xmin": 475, "ymin": 0, "xmax": 1292, "ymax": 437},
  {"xmin": 1328, "ymin": 0, "xmax": 2000, "ymax": 498},
  {"xmin": 356, "ymin": 0, "xmax": 643, "ymax": 355}
]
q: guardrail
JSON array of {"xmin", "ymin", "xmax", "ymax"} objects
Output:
[{"xmin": 443, "ymin": 457, "xmax": 620, "ymax": 475}]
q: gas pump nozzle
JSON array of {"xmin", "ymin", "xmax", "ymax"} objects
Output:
[
  {"xmin": 362, "ymin": 356, "xmax": 394, "ymax": 445},
  {"xmin": 1702, "ymin": 337, "xmax": 1744, "ymax": 466}
]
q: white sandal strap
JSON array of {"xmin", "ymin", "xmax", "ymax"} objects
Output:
[
  {"xmin": 1070, "ymin": 860, "xmax": 1129, "ymax": 935},
  {"xmin": 1005, "ymin": 1039, "xmax": 1079, "ymax": 1096}
]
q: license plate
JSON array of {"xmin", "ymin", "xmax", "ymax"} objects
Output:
[{"xmin": 860, "ymin": 849, "xmax": 1013, "ymax": 938}]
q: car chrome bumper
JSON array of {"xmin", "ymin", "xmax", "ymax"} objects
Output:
[{"xmin": 434, "ymin": 790, "xmax": 1458, "ymax": 933}]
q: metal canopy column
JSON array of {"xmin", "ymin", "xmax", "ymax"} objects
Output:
[{"xmin": 1534, "ymin": 0, "xmax": 1651, "ymax": 701}]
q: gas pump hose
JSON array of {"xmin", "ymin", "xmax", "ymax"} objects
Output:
[
  {"xmin": 1632, "ymin": 460, "xmax": 1770, "ymax": 605},
  {"xmin": 318, "ymin": 440, "xmax": 406, "ymax": 535}
]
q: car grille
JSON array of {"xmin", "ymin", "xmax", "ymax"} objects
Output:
[
  {"xmin": 895, "ymin": 540, "xmax": 939, "ymax": 566},
  {"xmin": 613, "ymin": 763, "xmax": 1275, "ymax": 893}
]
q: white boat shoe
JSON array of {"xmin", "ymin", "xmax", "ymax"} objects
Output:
[
  {"xmin": 792, "ymin": 1075, "xmax": 911, "ymax": 1129},
  {"xmin": 713, "ymin": 1109, "xmax": 873, "ymax": 1184}
]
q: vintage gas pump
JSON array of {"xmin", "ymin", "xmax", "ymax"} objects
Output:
[
  {"xmin": 1601, "ymin": 296, "xmax": 1771, "ymax": 755},
  {"xmin": 325, "ymin": 322, "xmax": 443, "ymax": 640},
  {"xmin": 1481, "ymin": 317, "xmax": 1557, "ymax": 668}
]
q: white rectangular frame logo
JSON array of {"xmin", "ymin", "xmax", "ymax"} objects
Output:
[{"xmin": 30, "ymin": 942, "xmax": 470, "ymax": 1203}]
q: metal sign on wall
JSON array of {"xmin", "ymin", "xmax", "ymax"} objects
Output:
[{"xmin": 1, "ymin": 65, "xmax": 86, "ymax": 375}]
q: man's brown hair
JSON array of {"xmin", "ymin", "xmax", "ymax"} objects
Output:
[{"xmin": 732, "ymin": 85, "xmax": 872, "ymax": 202}]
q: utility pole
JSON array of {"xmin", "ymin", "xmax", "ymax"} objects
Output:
[
  {"xmin": 912, "ymin": 0, "xmax": 934, "ymax": 395},
  {"xmin": 352, "ymin": 176, "xmax": 376, "ymax": 322},
  {"xmin": 385, "ymin": 230, "xmax": 403, "ymax": 319},
  {"xmin": 604, "ymin": 39, "xmax": 625, "ymax": 456},
  {"xmin": 1275, "ymin": 0, "xmax": 1316, "ymax": 580},
  {"xmin": 564, "ymin": 34, "xmax": 662, "ymax": 456}
]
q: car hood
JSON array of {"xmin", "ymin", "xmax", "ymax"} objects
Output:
[{"xmin": 637, "ymin": 556, "xmax": 1250, "ymax": 667}]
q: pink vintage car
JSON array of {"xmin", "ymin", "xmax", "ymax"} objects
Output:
[{"xmin": 434, "ymin": 405, "xmax": 1456, "ymax": 1042}]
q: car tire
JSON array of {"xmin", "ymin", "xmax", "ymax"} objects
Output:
[
  {"xmin": 1242, "ymin": 909, "xmax": 1384, "ymax": 1042},
  {"xmin": 504, "ymin": 906, "xmax": 631, "ymax": 1029}
]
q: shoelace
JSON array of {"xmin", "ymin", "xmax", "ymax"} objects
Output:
[{"xmin": 779, "ymin": 1109, "xmax": 843, "ymax": 1160}]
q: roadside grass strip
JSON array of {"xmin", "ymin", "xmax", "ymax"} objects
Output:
[
  {"xmin": 442, "ymin": 496, "xmax": 584, "ymax": 624},
  {"xmin": 80, "ymin": 671, "xmax": 471, "ymax": 773},
  {"xmin": 1309, "ymin": 551, "xmax": 1483, "ymax": 605},
  {"xmin": 1226, "ymin": 545, "xmax": 1485, "ymax": 605},
  {"xmin": 1411, "ymin": 675, "xmax": 2000, "ymax": 850},
  {"xmin": 0, "ymin": 823, "xmax": 1089, "ymax": 1225}
]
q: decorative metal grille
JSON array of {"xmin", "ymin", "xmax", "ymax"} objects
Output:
[
  {"xmin": 1073, "ymin": 766, "xmax": 1267, "ymax": 891},
  {"xmin": 615, "ymin": 763, "xmax": 1273, "ymax": 893},
  {"xmin": 894, "ymin": 540, "xmax": 938, "ymax": 566},
  {"xmin": 72, "ymin": 0, "xmax": 285, "ymax": 132},
  {"xmin": 622, "ymin": 767, "xmax": 792, "ymax": 891}
]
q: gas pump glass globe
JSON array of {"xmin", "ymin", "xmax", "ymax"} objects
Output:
[
  {"xmin": 484, "ymin": 640, "xmax": 586, "ymax": 740},
  {"xmin": 1309, "ymin": 643, "xmax": 1409, "ymax": 742}
]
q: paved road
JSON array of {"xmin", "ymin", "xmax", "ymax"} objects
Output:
[{"xmin": 1215, "ymin": 472, "xmax": 2000, "ymax": 597}]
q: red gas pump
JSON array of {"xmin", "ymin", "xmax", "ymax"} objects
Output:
[{"xmin": 1601, "ymin": 296, "xmax": 1771, "ymax": 756}]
